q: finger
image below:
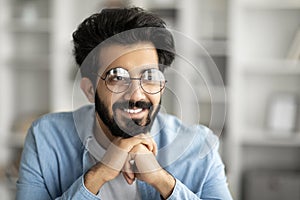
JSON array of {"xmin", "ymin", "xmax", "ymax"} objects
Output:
[
  {"xmin": 116, "ymin": 137, "xmax": 152, "ymax": 152},
  {"xmin": 122, "ymin": 156, "xmax": 135, "ymax": 184},
  {"xmin": 135, "ymin": 134, "xmax": 154, "ymax": 151},
  {"xmin": 135, "ymin": 136, "xmax": 153, "ymax": 152},
  {"xmin": 134, "ymin": 134, "xmax": 157, "ymax": 154},
  {"xmin": 142, "ymin": 133, "xmax": 157, "ymax": 155},
  {"xmin": 134, "ymin": 152, "xmax": 161, "ymax": 174},
  {"xmin": 149, "ymin": 137, "xmax": 157, "ymax": 156},
  {"xmin": 123, "ymin": 156, "xmax": 135, "ymax": 177},
  {"xmin": 122, "ymin": 171, "xmax": 135, "ymax": 185},
  {"xmin": 113, "ymin": 136, "xmax": 156, "ymax": 157}
]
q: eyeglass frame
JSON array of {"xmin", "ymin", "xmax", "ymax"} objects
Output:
[{"xmin": 93, "ymin": 67, "xmax": 167, "ymax": 94}]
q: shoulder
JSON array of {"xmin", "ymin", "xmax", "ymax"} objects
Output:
[
  {"xmin": 30, "ymin": 110, "xmax": 78, "ymax": 145},
  {"xmin": 154, "ymin": 114, "xmax": 224, "ymax": 192},
  {"xmin": 154, "ymin": 113, "xmax": 218, "ymax": 151},
  {"xmin": 154, "ymin": 112, "xmax": 220, "ymax": 163},
  {"xmin": 31, "ymin": 110, "xmax": 74, "ymax": 131},
  {"xmin": 28, "ymin": 105, "xmax": 95, "ymax": 154},
  {"xmin": 21, "ymin": 106, "xmax": 94, "ymax": 196},
  {"xmin": 155, "ymin": 112, "xmax": 212, "ymax": 133}
]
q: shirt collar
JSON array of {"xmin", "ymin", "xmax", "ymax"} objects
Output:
[{"xmin": 73, "ymin": 105, "xmax": 105, "ymax": 161}]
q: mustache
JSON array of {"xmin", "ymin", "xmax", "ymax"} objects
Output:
[{"xmin": 112, "ymin": 100, "xmax": 153, "ymax": 111}]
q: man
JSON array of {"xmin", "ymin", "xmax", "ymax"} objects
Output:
[{"xmin": 17, "ymin": 7, "xmax": 232, "ymax": 199}]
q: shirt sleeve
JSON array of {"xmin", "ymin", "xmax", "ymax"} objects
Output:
[
  {"xmin": 16, "ymin": 126, "xmax": 100, "ymax": 200},
  {"xmin": 166, "ymin": 143, "xmax": 233, "ymax": 200},
  {"xmin": 54, "ymin": 176, "xmax": 101, "ymax": 200},
  {"xmin": 166, "ymin": 178, "xmax": 202, "ymax": 200},
  {"xmin": 200, "ymin": 148, "xmax": 233, "ymax": 200}
]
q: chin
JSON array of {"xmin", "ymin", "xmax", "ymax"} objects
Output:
[{"xmin": 113, "ymin": 115, "xmax": 151, "ymax": 138}]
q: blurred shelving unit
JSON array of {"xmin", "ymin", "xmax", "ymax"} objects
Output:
[
  {"xmin": 228, "ymin": 0, "xmax": 300, "ymax": 199},
  {"xmin": 0, "ymin": 0, "xmax": 52, "ymax": 199},
  {"xmin": 0, "ymin": 0, "xmax": 92, "ymax": 199},
  {"xmin": 0, "ymin": 0, "xmax": 57, "ymax": 198}
]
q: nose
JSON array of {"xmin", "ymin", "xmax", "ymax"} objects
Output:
[{"xmin": 124, "ymin": 79, "xmax": 146, "ymax": 101}]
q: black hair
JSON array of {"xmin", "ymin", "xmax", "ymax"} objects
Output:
[{"xmin": 72, "ymin": 7, "xmax": 175, "ymax": 85}]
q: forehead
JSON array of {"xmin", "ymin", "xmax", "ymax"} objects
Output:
[{"xmin": 98, "ymin": 42, "xmax": 159, "ymax": 74}]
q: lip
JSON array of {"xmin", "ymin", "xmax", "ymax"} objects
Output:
[{"xmin": 117, "ymin": 107, "xmax": 148, "ymax": 119}]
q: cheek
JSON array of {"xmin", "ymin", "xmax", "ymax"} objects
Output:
[
  {"xmin": 98, "ymin": 89, "xmax": 124, "ymax": 114},
  {"xmin": 149, "ymin": 93, "xmax": 161, "ymax": 105},
  {"xmin": 96, "ymin": 88, "xmax": 113, "ymax": 113},
  {"xmin": 110, "ymin": 92, "xmax": 122, "ymax": 103}
]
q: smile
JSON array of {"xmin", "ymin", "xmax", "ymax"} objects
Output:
[{"xmin": 123, "ymin": 108, "xmax": 143, "ymax": 114}]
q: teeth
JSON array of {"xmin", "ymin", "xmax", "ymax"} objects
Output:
[{"xmin": 123, "ymin": 108, "xmax": 143, "ymax": 114}]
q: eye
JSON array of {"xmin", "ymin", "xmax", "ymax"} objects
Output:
[
  {"xmin": 142, "ymin": 69, "xmax": 164, "ymax": 82},
  {"xmin": 146, "ymin": 75, "xmax": 153, "ymax": 80},
  {"xmin": 115, "ymin": 76, "xmax": 125, "ymax": 81},
  {"xmin": 108, "ymin": 75, "xmax": 127, "ymax": 82},
  {"xmin": 105, "ymin": 68, "xmax": 130, "ymax": 82}
]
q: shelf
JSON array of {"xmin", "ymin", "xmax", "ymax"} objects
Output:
[
  {"xmin": 7, "ymin": 18, "xmax": 52, "ymax": 33},
  {"xmin": 199, "ymin": 39, "xmax": 228, "ymax": 56},
  {"xmin": 194, "ymin": 86, "xmax": 228, "ymax": 103},
  {"xmin": 6, "ymin": 56, "xmax": 50, "ymax": 71},
  {"xmin": 243, "ymin": 0, "xmax": 300, "ymax": 10},
  {"xmin": 242, "ymin": 59, "xmax": 300, "ymax": 75},
  {"xmin": 130, "ymin": 0, "xmax": 178, "ymax": 10},
  {"xmin": 242, "ymin": 130, "xmax": 300, "ymax": 147}
]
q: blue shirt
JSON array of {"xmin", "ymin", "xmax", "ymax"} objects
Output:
[{"xmin": 16, "ymin": 105, "xmax": 233, "ymax": 200}]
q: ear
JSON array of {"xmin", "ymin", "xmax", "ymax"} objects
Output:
[{"xmin": 80, "ymin": 77, "xmax": 95, "ymax": 103}]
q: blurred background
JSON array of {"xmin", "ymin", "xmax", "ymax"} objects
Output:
[{"xmin": 0, "ymin": 0, "xmax": 300, "ymax": 199}]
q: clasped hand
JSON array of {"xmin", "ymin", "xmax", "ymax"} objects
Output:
[
  {"xmin": 101, "ymin": 133, "xmax": 161, "ymax": 185},
  {"xmin": 84, "ymin": 133, "xmax": 175, "ymax": 198}
]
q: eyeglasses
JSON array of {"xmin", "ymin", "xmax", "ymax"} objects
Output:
[{"xmin": 96, "ymin": 67, "xmax": 167, "ymax": 94}]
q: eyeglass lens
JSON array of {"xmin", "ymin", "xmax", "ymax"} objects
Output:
[{"xmin": 104, "ymin": 67, "xmax": 166, "ymax": 94}]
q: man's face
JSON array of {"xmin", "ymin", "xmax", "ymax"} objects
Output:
[{"xmin": 95, "ymin": 43, "xmax": 163, "ymax": 138}]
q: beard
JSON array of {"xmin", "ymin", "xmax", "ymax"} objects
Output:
[{"xmin": 95, "ymin": 91, "xmax": 161, "ymax": 138}]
